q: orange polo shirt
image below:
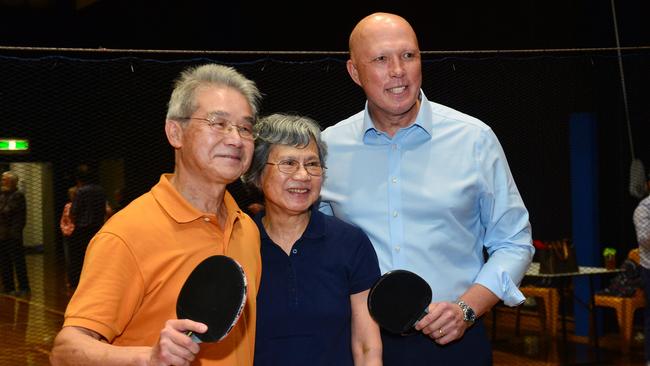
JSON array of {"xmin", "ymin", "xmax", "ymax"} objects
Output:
[{"xmin": 64, "ymin": 174, "xmax": 261, "ymax": 366}]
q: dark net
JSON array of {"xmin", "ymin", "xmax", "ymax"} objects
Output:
[{"xmin": 1, "ymin": 49, "xmax": 649, "ymax": 364}]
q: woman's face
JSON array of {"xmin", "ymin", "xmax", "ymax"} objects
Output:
[{"xmin": 261, "ymin": 139, "xmax": 323, "ymax": 217}]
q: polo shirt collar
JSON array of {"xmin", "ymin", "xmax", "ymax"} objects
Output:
[
  {"xmin": 303, "ymin": 204, "xmax": 326, "ymax": 239},
  {"xmin": 151, "ymin": 173, "xmax": 242, "ymax": 224},
  {"xmin": 255, "ymin": 204, "xmax": 326, "ymax": 241}
]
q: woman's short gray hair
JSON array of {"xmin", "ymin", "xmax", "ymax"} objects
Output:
[
  {"xmin": 166, "ymin": 63, "xmax": 262, "ymax": 121},
  {"xmin": 242, "ymin": 113, "xmax": 327, "ymax": 192}
]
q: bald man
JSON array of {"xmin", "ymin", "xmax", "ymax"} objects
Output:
[{"xmin": 319, "ymin": 12, "xmax": 534, "ymax": 365}]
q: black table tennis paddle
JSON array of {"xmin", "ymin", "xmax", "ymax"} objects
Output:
[
  {"xmin": 176, "ymin": 255, "xmax": 247, "ymax": 343},
  {"xmin": 367, "ymin": 269, "xmax": 432, "ymax": 335}
]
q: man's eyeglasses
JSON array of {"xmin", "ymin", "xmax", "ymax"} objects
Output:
[
  {"xmin": 266, "ymin": 159, "xmax": 326, "ymax": 177},
  {"xmin": 183, "ymin": 116, "xmax": 255, "ymax": 140}
]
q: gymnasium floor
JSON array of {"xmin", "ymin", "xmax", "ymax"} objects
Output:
[{"xmin": 0, "ymin": 251, "xmax": 647, "ymax": 366}]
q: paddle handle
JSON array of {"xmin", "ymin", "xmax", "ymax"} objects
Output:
[
  {"xmin": 414, "ymin": 307, "xmax": 429, "ymax": 325},
  {"xmin": 186, "ymin": 331, "xmax": 203, "ymax": 343},
  {"xmin": 400, "ymin": 307, "xmax": 430, "ymax": 336}
]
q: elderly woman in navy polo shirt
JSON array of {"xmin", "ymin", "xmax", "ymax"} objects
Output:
[{"xmin": 243, "ymin": 113, "xmax": 382, "ymax": 366}]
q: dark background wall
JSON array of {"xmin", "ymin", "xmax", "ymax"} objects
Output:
[
  {"xmin": 1, "ymin": 0, "xmax": 650, "ymax": 261},
  {"xmin": 1, "ymin": 0, "xmax": 649, "ymax": 51}
]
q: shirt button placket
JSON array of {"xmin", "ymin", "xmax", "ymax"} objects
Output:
[{"xmin": 388, "ymin": 142, "xmax": 404, "ymax": 268}]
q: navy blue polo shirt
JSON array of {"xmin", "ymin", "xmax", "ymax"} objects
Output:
[{"xmin": 253, "ymin": 205, "xmax": 380, "ymax": 366}]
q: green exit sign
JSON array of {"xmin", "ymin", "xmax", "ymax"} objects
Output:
[{"xmin": 0, "ymin": 139, "xmax": 30, "ymax": 152}]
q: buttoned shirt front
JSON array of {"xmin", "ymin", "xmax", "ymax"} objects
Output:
[
  {"xmin": 253, "ymin": 206, "xmax": 380, "ymax": 366},
  {"xmin": 320, "ymin": 91, "xmax": 534, "ymax": 306}
]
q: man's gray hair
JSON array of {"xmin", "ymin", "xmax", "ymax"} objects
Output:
[{"xmin": 166, "ymin": 63, "xmax": 262, "ymax": 121}]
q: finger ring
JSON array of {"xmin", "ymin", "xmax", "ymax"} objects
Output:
[{"xmin": 438, "ymin": 328, "xmax": 444, "ymax": 336}]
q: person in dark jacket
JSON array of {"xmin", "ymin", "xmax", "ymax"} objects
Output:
[
  {"xmin": 67, "ymin": 164, "xmax": 107, "ymax": 289},
  {"xmin": 0, "ymin": 171, "xmax": 30, "ymax": 296}
]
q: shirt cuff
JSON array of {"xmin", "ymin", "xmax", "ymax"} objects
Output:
[{"xmin": 475, "ymin": 267, "xmax": 526, "ymax": 307}]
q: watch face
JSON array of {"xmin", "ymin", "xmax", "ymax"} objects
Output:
[
  {"xmin": 466, "ymin": 307, "xmax": 476, "ymax": 322},
  {"xmin": 458, "ymin": 301, "xmax": 476, "ymax": 323}
]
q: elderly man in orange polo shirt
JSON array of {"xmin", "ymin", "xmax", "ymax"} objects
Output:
[{"xmin": 50, "ymin": 63, "xmax": 263, "ymax": 366}]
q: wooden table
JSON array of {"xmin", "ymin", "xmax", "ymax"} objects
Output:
[{"xmin": 524, "ymin": 262, "xmax": 622, "ymax": 363}]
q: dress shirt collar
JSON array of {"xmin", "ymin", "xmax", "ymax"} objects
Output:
[{"xmin": 362, "ymin": 90, "xmax": 433, "ymax": 144}]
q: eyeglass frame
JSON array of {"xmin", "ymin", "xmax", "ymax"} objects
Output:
[
  {"xmin": 266, "ymin": 159, "xmax": 326, "ymax": 177},
  {"xmin": 180, "ymin": 114, "xmax": 256, "ymax": 140}
]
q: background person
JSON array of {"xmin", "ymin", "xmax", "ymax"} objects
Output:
[
  {"xmin": 66, "ymin": 164, "xmax": 108, "ymax": 289},
  {"xmin": 59, "ymin": 186, "xmax": 76, "ymax": 291},
  {"xmin": 633, "ymin": 172, "xmax": 650, "ymax": 366},
  {"xmin": 319, "ymin": 13, "xmax": 534, "ymax": 365},
  {"xmin": 50, "ymin": 63, "xmax": 263, "ymax": 366},
  {"xmin": 59, "ymin": 186, "xmax": 77, "ymax": 238},
  {"xmin": 111, "ymin": 187, "xmax": 127, "ymax": 213},
  {"xmin": 243, "ymin": 113, "xmax": 382, "ymax": 366},
  {"xmin": 0, "ymin": 171, "xmax": 30, "ymax": 297}
]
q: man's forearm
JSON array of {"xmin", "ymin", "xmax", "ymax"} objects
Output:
[{"xmin": 50, "ymin": 326, "xmax": 150, "ymax": 366}]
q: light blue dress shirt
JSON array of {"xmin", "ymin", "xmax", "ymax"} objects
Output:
[{"xmin": 320, "ymin": 91, "xmax": 534, "ymax": 306}]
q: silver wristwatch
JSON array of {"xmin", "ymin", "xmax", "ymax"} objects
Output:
[{"xmin": 456, "ymin": 300, "xmax": 476, "ymax": 325}]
